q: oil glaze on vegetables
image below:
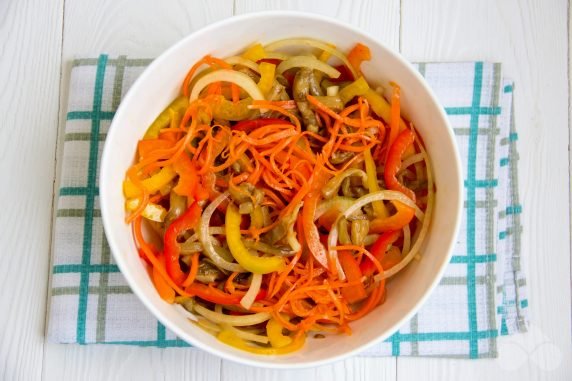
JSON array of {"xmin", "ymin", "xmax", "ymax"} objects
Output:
[{"xmin": 123, "ymin": 38, "xmax": 434, "ymax": 354}]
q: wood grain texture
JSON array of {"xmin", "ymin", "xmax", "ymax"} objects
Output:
[
  {"xmin": 234, "ymin": 0, "xmax": 400, "ymax": 50},
  {"xmin": 0, "ymin": 0, "xmax": 564, "ymax": 380},
  {"xmin": 43, "ymin": 345, "xmax": 222, "ymax": 381},
  {"xmin": 221, "ymin": 357, "xmax": 396, "ymax": 381},
  {"xmin": 399, "ymin": 0, "xmax": 571, "ymax": 379},
  {"xmin": 0, "ymin": 0, "xmax": 63, "ymax": 380},
  {"xmin": 42, "ymin": 1, "xmax": 233, "ymax": 380}
]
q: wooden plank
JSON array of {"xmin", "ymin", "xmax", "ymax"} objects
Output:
[
  {"xmin": 221, "ymin": 357, "xmax": 396, "ymax": 381},
  {"xmin": 234, "ymin": 0, "xmax": 400, "ymax": 50},
  {"xmin": 0, "ymin": 0, "xmax": 63, "ymax": 379},
  {"xmin": 399, "ymin": 0, "xmax": 571, "ymax": 379},
  {"xmin": 42, "ymin": 1, "xmax": 233, "ymax": 380},
  {"xmin": 43, "ymin": 345, "xmax": 221, "ymax": 381}
]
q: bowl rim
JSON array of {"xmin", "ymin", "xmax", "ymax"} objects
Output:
[{"xmin": 100, "ymin": 10, "xmax": 463, "ymax": 368}]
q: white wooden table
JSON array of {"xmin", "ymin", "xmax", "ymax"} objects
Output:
[{"xmin": 1, "ymin": 0, "xmax": 570, "ymax": 379}]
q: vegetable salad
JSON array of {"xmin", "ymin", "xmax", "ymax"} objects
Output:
[{"xmin": 124, "ymin": 38, "xmax": 434, "ymax": 354}]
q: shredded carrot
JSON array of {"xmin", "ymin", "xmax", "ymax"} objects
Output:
[{"xmin": 125, "ymin": 50, "xmax": 427, "ymax": 351}]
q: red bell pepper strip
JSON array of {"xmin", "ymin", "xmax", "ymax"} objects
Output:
[
  {"xmin": 338, "ymin": 251, "xmax": 367, "ymax": 303},
  {"xmin": 368, "ymin": 201, "xmax": 415, "ymax": 233},
  {"xmin": 360, "ymin": 230, "xmax": 401, "ymax": 276},
  {"xmin": 384, "ymin": 128, "xmax": 416, "ymax": 201},
  {"xmin": 137, "ymin": 139, "xmax": 176, "ymax": 159},
  {"xmin": 257, "ymin": 58, "xmax": 282, "ymax": 65},
  {"xmin": 347, "ymin": 43, "xmax": 371, "ymax": 76},
  {"xmin": 185, "ymin": 283, "xmax": 267, "ymax": 305},
  {"xmin": 164, "ymin": 202, "xmax": 202, "ymax": 286},
  {"xmin": 330, "ymin": 64, "xmax": 355, "ymax": 83},
  {"xmin": 385, "ymin": 84, "xmax": 401, "ymax": 161},
  {"xmin": 232, "ymin": 118, "xmax": 291, "ymax": 132}
]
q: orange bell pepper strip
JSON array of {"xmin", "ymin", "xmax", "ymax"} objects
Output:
[
  {"xmin": 172, "ymin": 153, "xmax": 202, "ymax": 200},
  {"xmin": 384, "ymin": 128, "xmax": 416, "ymax": 201},
  {"xmin": 338, "ymin": 251, "xmax": 367, "ymax": 303},
  {"xmin": 152, "ymin": 255, "xmax": 176, "ymax": 303},
  {"xmin": 164, "ymin": 202, "xmax": 202, "ymax": 286},
  {"xmin": 347, "ymin": 43, "xmax": 371, "ymax": 75},
  {"xmin": 137, "ymin": 139, "xmax": 176, "ymax": 159},
  {"xmin": 185, "ymin": 283, "xmax": 242, "ymax": 305},
  {"xmin": 368, "ymin": 201, "xmax": 415, "ymax": 233},
  {"xmin": 360, "ymin": 230, "xmax": 400, "ymax": 276}
]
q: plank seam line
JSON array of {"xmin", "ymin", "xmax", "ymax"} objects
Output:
[{"xmin": 41, "ymin": 0, "xmax": 66, "ymax": 379}]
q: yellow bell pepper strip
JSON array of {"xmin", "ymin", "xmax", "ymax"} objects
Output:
[
  {"xmin": 257, "ymin": 62, "xmax": 276, "ymax": 95},
  {"xmin": 368, "ymin": 201, "xmax": 415, "ymax": 233},
  {"xmin": 210, "ymin": 95, "xmax": 253, "ymax": 121},
  {"xmin": 384, "ymin": 129, "xmax": 416, "ymax": 201},
  {"xmin": 123, "ymin": 165, "xmax": 177, "ymax": 198},
  {"xmin": 266, "ymin": 317, "xmax": 293, "ymax": 348},
  {"xmin": 363, "ymin": 148, "xmax": 389, "ymax": 218},
  {"xmin": 143, "ymin": 96, "xmax": 189, "ymax": 139},
  {"xmin": 338, "ymin": 251, "xmax": 367, "ymax": 303},
  {"xmin": 360, "ymin": 230, "xmax": 400, "ymax": 276},
  {"xmin": 338, "ymin": 76, "xmax": 370, "ymax": 104},
  {"xmin": 217, "ymin": 329, "xmax": 305, "ymax": 355},
  {"xmin": 137, "ymin": 139, "xmax": 176, "ymax": 159},
  {"xmin": 164, "ymin": 202, "xmax": 202, "ymax": 286},
  {"xmin": 152, "ymin": 255, "xmax": 176, "ymax": 303},
  {"xmin": 386, "ymin": 83, "xmax": 401, "ymax": 160},
  {"xmin": 242, "ymin": 43, "xmax": 266, "ymax": 62},
  {"xmin": 318, "ymin": 43, "xmax": 336, "ymax": 62},
  {"xmin": 250, "ymin": 205, "xmax": 265, "ymax": 229},
  {"xmin": 347, "ymin": 43, "xmax": 371, "ymax": 76},
  {"xmin": 226, "ymin": 202, "xmax": 285, "ymax": 274},
  {"xmin": 125, "ymin": 198, "xmax": 167, "ymax": 222}
]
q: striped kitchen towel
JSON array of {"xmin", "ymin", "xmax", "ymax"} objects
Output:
[{"xmin": 47, "ymin": 56, "xmax": 528, "ymax": 358}]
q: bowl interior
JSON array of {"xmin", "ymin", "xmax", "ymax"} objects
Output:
[{"xmin": 100, "ymin": 12, "xmax": 462, "ymax": 368}]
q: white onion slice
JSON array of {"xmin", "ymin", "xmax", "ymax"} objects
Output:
[
  {"xmin": 374, "ymin": 141, "xmax": 435, "ymax": 281},
  {"xmin": 327, "ymin": 190, "xmax": 425, "ymax": 275},
  {"xmin": 240, "ymin": 273, "xmax": 262, "ymax": 310},
  {"xmin": 198, "ymin": 192, "xmax": 245, "ymax": 272},
  {"xmin": 399, "ymin": 153, "xmax": 425, "ymax": 173},
  {"xmin": 264, "ymin": 38, "xmax": 358, "ymax": 78},
  {"xmin": 194, "ymin": 304, "xmax": 271, "ymax": 326},
  {"xmin": 276, "ymin": 56, "xmax": 340, "ymax": 78},
  {"xmin": 189, "ymin": 69, "xmax": 266, "ymax": 112},
  {"xmin": 402, "ymin": 224, "xmax": 411, "ymax": 255},
  {"xmin": 225, "ymin": 56, "xmax": 260, "ymax": 73}
]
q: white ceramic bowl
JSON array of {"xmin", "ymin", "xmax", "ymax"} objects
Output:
[{"xmin": 100, "ymin": 11, "xmax": 462, "ymax": 368}]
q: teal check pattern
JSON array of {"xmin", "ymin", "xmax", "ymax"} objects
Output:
[{"xmin": 47, "ymin": 56, "xmax": 528, "ymax": 357}]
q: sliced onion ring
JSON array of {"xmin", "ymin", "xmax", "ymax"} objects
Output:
[
  {"xmin": 327, "ymin": 190, "xmax": 426, "ymax": 280},
  {"xmin": 189, "ymin": 69, "xmax": 267, "ymax": 112},
  {"xmin": 264, "ymin": 38, "xmax": 358, "ymax": 78},
  {"xmin": 276, "ymin": 56, "xmax": 341, "ymax": 78},
  {"xmin": 374, "ymin": 142, "xmax": 435, "ymax": 281},
  {"xmin": 198, "ymin": 192, "xmax": 245, "ymax": 272},
  {"xmin": 225, "ymin": 56, "xmax": 260, "ymax": 73},
  {"xmin": 240, "ymin": 273, "xmax": 262, "ymax": 310},
  {"xmin": 194, "ymin": 304, "xmax": 271, "ymax": 326}
]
